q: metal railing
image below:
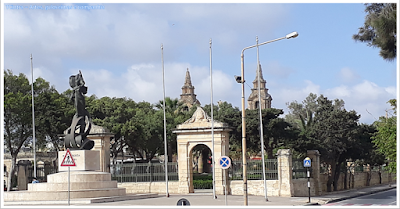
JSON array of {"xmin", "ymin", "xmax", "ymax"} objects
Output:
[
  {"xmin": 292, "ymin": 159, "xmax": 312, "ymax": 179},
  {"xmin": 111, "ymin": 162, "xmax": 179, "ymax": 183},
  {"xmin": 27, "ymin": 165, "xmax": 58, "ymax": 183},
  {"xmin": 228, "ymin": 159, "xmax": 278, "ymax": 180}
]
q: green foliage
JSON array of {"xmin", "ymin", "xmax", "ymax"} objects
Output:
[
  {"xmin": 285, "ymin": 93, "xmax": 385, "ymax": 191},
  {"xmin": 353, "ymin": 3, "xmax": 397, "ymax": 61},
  {"xmin": 372, "ymin": 107, "xmax": 397, "ymax": 173},
  {"xmin": 193, "ymin": 174, "xmax": 213, "ymax": 181},
  {"xmin": 85, "ymin": 96, "xmax": 194, "ymax": 162},
  {"xmin": 192, "ymin": 179, "xmax": 213, "ymax": 189},
  {"xmin": 34, "ymin": 79, "xmax": 73, "ymax": 151}
]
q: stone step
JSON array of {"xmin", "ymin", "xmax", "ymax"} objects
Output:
[
  {"xmin": 4, "ymin": 187, "xmax": 126, "ymax": 201},
  {"xmin": 28, "ymin": 181, "xmax": 118, "ymax": 191},
  {"xmin": 47, "ymin": 171, "xmax": 111, "ymax": 183},
  {"xmin": 3, "ymin": 193, "xmax": 160, "ymax": 205}
]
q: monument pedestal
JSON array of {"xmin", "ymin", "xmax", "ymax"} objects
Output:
[
  {"xmin": 58, "ymin": 150, "xmax": 100, "ymax": 171},
  {"xmin": 4, "ymin": 171, "xmax": 125, "ymax": 201}
]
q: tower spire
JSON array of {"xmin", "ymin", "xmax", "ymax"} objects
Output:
[
  {"xmin": 248, "ymin": 63, "xmax": 272, "ymax": 110},
  {"xmin": 179, "ymin": 68, "xmax": 200, "ymax": 108},
  {"xmin": 254, "ymin": 63, "xmax": 265, "ymax": 83},
  {"xmin": 184, "ymin": 68, "xmax": 192, "ymax": 86}
]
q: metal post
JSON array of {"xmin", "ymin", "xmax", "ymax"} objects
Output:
[
  {"xmin": 256, "ymin": 36, "xmax": 268, "ymax": 201},
  {"xmin": 210, "ymin": 38, "xmax": 216, "ymax": 199},
  {"xmin": 307, "ymin": 167, "xmax": 311, "ymax": 203},
  {"xmin": 161, "ymin": 44, "xmax": 169, "ymax": 197},
  {"xmin": 240, "ymin": 51, "xmax": 248, "ymax": 206},
  {"xmin": 224, "ymin": 169, "xmax": 227, "ymax": 205},
  {"xmin": 30, "ymin": 54, "xmax": 36, "ymax": 178},
  {"xmin": 68, "ymin": 166, "xmax": 70, "ymax": 206}
]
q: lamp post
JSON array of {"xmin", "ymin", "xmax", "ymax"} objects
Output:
[{"xmin": 236, "ymin": 31, "xmax": 298, "ymax": 206}]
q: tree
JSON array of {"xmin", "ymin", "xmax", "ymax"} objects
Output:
[
  {"xmin": 204, "ymin": 102, "xmax": 295, "ymax": 159},
  {"xmin": 154, "ymin": 97, "xmax": 192, "ymax": 162},
  {"xmin": 245, "ymin": 108, "xmax": 295, "ymax": 159},
  {"xmin": 4, "ymin": 70, "xmax": 33, "ymax": 191},
  {"xmin": 203, "ymin": 102, "xmax": 242, "ymax": 159},
  {"xmin": 353, "ymin": 3, "xmax": 397, "ymax": 61},
  {"xmin": 311, "ymin": 96, "xmax": 360, "ymax": 191},
  {"xmin": 372, "ymin": 99, "xmax": 397, "ymax": 173},
  {"xmin": 286, "ymin": 94, "xmax": 365, "ymax": 192},
  {"xmin": 85, "ymin": 96, "xmax": 140, "ymax": 164},
  {"xmin": 34, "ymin": 78, "xmax": 73, "ymax": 152}
]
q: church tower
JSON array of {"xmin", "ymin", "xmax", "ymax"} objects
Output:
[
  {"xmin": 247, "ymin": 64, "xmax": 272, "ymax": 110},
  {"xmin": 179, "ymin": 68, "xmax": 201, "ymax": 109}
]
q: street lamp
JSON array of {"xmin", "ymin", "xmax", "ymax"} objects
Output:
[{"xmin": 235, "ymin": 31, "xmax": 298, "ymax": 206}]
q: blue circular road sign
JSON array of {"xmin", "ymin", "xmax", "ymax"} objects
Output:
[{"xmin": 218, "ymin": 156, "xmax": 231, "ymax": 169}]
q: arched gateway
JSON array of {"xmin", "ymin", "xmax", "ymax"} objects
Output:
[{"xmin": 173, "ymin": 107, "xmax": 231, "ymax": 194}]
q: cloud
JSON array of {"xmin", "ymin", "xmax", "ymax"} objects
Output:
[
  {"xmin": 269, "ymin": 79, "xmax": 395, "ymax": 124},
  {"xmin": 321, "ymin": 80, "xmax": 395, "ymax": 123},
  {"xmin": 263, "ymin": 61, "xmax": 295, "ymax": 79},
  {"xmin": 337, "ymin": 67, "xmax": 360, "ymax": 83},
  {"xmin": 272, "ymin": 80, "xmax": 320, "ymax": 109}
]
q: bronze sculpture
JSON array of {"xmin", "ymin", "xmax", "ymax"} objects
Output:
[{"xmin": 64, "ymin": 70, "xmax": 94, "ymax": 150}]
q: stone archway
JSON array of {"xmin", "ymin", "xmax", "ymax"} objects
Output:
[{"xmin": 173, "ymin": 107, "xmax": 231, "ymax": 194}]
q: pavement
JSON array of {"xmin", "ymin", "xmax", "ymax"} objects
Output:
[{"xmin": 3, "ymin": 182, "xmax": 397, "ymax": 207}]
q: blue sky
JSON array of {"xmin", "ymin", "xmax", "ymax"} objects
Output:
[{"xmin": 2, "ymin": 1, "xmax": 398, "ymax": 124}]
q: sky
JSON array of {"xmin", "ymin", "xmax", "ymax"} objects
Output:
[{"xmin": 1, "ymin": 0, "xmax": 399, "ymax": 125}]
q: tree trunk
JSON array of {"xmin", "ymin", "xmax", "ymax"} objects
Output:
[
  {"xmin": 326, "ymin": 161, "xmax": 336, "ymax": 192},
  {"xmin": 266, "ymin": 145, "xmax": 274, "ymax": 159},
  {"xmin": 343, "ymin": 166, "xmax": 348, "ymax": 190},
  {"xmin": 366, "ymin": 166, "xmax": 371, "ymax": 186},
  {"xmin": 7, "ymin": 156, "xmax": 17, "ymax": 191},
  {"xmin": 333, "ymin": 163, "xmax": 340, "ymax": 191},
  {"xmin": 167, "ymin": 143, "xmax": 172, "ymax": 162}
]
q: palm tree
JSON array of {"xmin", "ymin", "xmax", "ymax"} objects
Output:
[{"xmin": 155, "ymin": 97, "xmax": 189, "ymax": 161}]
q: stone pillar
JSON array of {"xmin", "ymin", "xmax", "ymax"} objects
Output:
[
  {"xmin": 17, "ymin": 160, "xmax": 31, "ymax": 190},
  {"xmin": 177, "ymin": 141, "xmax": 191, "ymax": 194},
  {"xmin": 307, "ymin": 150, "xmax": 321, "ymax": 196},
  {"xmin": 276, "ymin": 149, "xmax": 293, "ymax": 197},
  {"xmin": 87, "ymin": 125, "xmax": 113, "ymax": 173}
]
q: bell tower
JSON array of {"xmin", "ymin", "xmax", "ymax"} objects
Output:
[
  {"xmin": 247, "ymin": 64, "xmax": 272, "ymax": 110},
  {"xmin": 179, "ymin": 68, "xmax": 201, "ymax": 109}
]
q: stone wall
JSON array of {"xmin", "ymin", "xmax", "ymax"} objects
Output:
[
  {"xmin": 292, "ymin": 178, "xmax": 318, "ymax": 196},
  {"xmin": 229, "ymin": 180, "xmax": 280, "ymax": 196},
  {"xmin": 319, "ymin": 170, "xmax": 394, "ymax": 193},
  {"xmin": 118, "ymin": 181, "xmax": 180, "ymax": 194}
]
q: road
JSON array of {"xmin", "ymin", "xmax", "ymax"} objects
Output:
[{"xmin": 324, "ymin": 188, "xmax": 397, "ymax": 206}]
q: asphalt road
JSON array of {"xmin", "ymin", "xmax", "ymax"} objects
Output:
[{"xmin": 325, "ymin": 188, "xmax": 397, "ymax": 206}]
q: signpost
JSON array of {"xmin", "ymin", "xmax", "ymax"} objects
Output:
[
  {"xmin": 61, "ymin": 148, "xmax": 76, "ymax": 205},
  {"xmin": 218, "ymin": 156, "xmax": 231, "ymax": 205},
  {"xmin": 303, "ymin": 157, "xmax": 311, "ymax": 203}
]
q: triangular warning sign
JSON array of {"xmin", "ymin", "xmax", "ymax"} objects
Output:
[{"xmin": 61, "ymin": 148, "xmax": 76, "ymax": 166}]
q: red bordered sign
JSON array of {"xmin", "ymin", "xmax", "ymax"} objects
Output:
[{"xmin": 60, "ymin": 148, "xmax": 76, "ymax": 166}]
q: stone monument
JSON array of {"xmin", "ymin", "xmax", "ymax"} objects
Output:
[
  {"xmin": 4, "ymin": 71, "xmax": 130, "ymax": 203},
  {"xmin": 173, "ymin": 107, "xmax": 231, "ymax": 194}
]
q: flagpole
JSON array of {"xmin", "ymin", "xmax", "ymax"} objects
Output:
[
  {"xmin": 256, "ymin": 36, "xmax": 268, "ymax": 201},
  {"xmin": 30, "ymin": 54, "xmax": 37, "ymax": 178},
  {"xmin": 210, "ymin": 38, "xmax": 216, "ymax": 199},
  {"xmin": 161, "ymin": 44, "xmax": 169, "ymax": 197}
]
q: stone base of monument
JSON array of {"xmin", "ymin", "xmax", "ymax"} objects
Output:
[
  {"xmin": 4, "ymin": 151, "xmax": 159, "ymax": 204},
  {"xmin": 58, "ymin": 150, "xmax": 100, "ymax": 171}
]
